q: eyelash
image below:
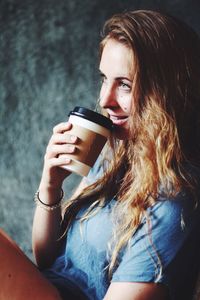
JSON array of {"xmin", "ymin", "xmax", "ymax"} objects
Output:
[
  {"xmin": 100, "ymin": 76, "xmax": 131, "ymax": 91},
  {"xmin": 100, "ymin": 75, "xmax": 106, "ymax": 84},
  {"xmin": 100, "ymin": 74, "xmax": 131, "ymax": 92},
  {"xmin": 119, "ymin": 81, "xmax": 131, "ymax": 91}
]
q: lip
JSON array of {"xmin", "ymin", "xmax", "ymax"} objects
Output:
[{"xmin": 109, "ymin": 114, "xmax": 129, "ymax": 126}]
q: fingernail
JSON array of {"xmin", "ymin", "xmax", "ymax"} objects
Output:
[{"xmin": 68, "ymin": 145, "xmax": 75, "ymax": 152}]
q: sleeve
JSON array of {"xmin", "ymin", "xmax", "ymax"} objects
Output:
[{"xmin": 112, "ymin": 191, "xmax": 200, "ymax": 294}]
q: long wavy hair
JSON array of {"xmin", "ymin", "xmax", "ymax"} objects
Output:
[{"xmin": 62, "ymin": 10, "xmax": 200, "ymax": 278}]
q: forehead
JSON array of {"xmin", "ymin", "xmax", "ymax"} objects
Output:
[{"xmin": 99, "ymin": 39, "xmax": 133, "ymax": 78}]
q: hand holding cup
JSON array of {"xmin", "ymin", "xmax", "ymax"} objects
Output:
[{"xmin": 39, "ymin": 122, "xmax": 78, "ymax": 191}]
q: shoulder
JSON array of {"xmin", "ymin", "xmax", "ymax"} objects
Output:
[
  {"xmin": 149, "ymin": 189, "xmax": 199, "ymax": 230},
  {"xmin": 154, "ymin": 163, "xmax": 200, "ymax": 229},
  {"xmin": 112, "ymin": 187, "xmax": 200, "ymax": 284}
]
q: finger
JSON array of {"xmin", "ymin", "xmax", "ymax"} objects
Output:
[
  {"xmin": 45, "ymin": 144, "xmax": 76, "ymax": 159},
  {"xmin": 53, "ymin": 122, "xmax": 72, "ymax": 134},
  {"xmin": 49, "ymin": 132, "xmax": 78, "ymax": 146},
  {"xmin": 47, "ymin": 156, "xmax": 71, "ymax": 168}
]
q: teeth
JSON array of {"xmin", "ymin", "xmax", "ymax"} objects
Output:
[{"xmin": 111, "ymin": 116, "xmax": 127, "ymax": 120}]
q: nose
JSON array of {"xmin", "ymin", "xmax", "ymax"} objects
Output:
[{"xmin": 99, "ymin": 83, "xmax": 117, "ymax": 109}]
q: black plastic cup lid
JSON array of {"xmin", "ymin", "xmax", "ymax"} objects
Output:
[{"xmin": 69, "ymin": 106, "xmax": 113, "ymax": 130}]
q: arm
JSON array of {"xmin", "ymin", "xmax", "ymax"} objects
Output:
[
  {"xmin": 32, "ymin": 122, "xmax": 87, "ymax": 269},
  {"xmin": 0, "ymin": 229, "xmax": 62, "ymax": 299},
  {"xmin": 104, "ymin": 282, "xmax": 168, "ymax": 300}
]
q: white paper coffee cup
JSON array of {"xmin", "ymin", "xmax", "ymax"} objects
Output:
[{"xmin": 60, "ymin": 106, "xmax": 113, "ymax": 176}]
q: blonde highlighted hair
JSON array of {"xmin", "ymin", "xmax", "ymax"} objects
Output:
[{"xmin": 62, "ymin": 10, "xmax": 200, "ymax": 278}]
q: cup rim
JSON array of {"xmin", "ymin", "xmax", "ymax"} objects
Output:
[{"xmin": 69, "ymin": 106, "xmax": 113, "ymax": 130}]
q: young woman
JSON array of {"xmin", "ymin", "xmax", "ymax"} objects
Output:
[{"xmin": 32, "ymin": 10, "xmax": 200, "ymax": 300}]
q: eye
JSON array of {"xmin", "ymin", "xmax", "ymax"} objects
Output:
[
  {"xmin": 100, "ymin": 74, "xmax": 107, "ymax": 84},
  {"xmin": 118, "ymin": 80, "xmax": 131, "ymax": 91}
]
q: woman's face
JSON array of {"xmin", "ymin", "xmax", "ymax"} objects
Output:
[{"xmin": 99, "ymin": 38, "xmax": 133, "ymax": 140}]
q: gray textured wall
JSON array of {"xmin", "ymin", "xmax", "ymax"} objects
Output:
[{"xmin": 0, "ymin": 0, "xmax": 200, "ymax": 267}]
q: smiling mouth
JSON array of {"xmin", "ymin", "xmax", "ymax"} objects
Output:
[{"xmin": 109, "ymin": 115, "xmax": 129, "ymax": 126}]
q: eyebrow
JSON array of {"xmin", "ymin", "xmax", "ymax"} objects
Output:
[{"xmin": 98, "ymin": 70, "xmax": 132, "ymax": 82}]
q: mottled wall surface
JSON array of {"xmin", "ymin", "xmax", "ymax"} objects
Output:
[{"xmin": 0, "ymin": 0, "xmax": 200, "ymax": 295}]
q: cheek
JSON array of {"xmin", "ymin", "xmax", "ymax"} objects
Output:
[
  {"xmin": 99, "ymin": 84, "xmax": 106, "ymax": 99},
  {"xmin": 118, "ymin": 95, "xmax": 132, "ymax": 114}
]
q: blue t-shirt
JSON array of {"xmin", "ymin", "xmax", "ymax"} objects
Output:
[{"xmin": 43, "ymin": 162, "xmax": 200, "ymax": 300}]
